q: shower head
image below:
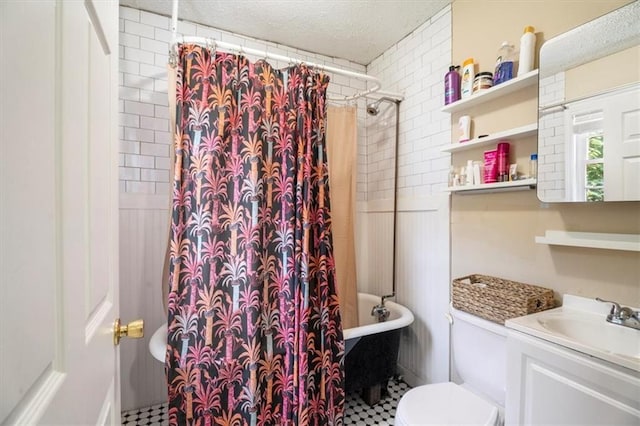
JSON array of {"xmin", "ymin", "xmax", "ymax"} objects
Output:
[
  {"xmin": 366, "ymin": 97, "xmax": 398, "ymax": 116},
  {"xmin": 366, "ymin": 101, "xmax": 381, "ymax": 116}
]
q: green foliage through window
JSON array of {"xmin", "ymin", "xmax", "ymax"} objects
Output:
[
  {"xmin": 585, "ymin": 135, "xmax": 604, "ymax": 201},
  {"xmin": 588, "ymin": 135, "xmax": 603, "ymax": 160}
]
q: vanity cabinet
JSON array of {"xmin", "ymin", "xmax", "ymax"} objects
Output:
[{"xmin": 506, "ymin": 329, "xmax": 640, "ymax": 425}]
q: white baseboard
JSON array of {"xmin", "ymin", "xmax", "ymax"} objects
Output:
[{"xmin": 396, "ymin": 364, "xmax": 426, "ymax": 388}]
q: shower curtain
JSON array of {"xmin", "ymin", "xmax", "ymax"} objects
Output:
[
  {"xmin": 166, "ymin": 45, "xmax": 345, "ymax": 425},
  {"xmin": 326, "ymin": 106, "xmax": 359, "ymax": 330}
]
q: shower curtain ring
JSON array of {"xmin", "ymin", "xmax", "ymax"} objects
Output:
[
  {"xmin": 168, "ymin": 44, "xmax": 178, "ymax": 68},
  {"xmin": 205, "ymin": 38, "xmax": 216, "ymax": 54}
]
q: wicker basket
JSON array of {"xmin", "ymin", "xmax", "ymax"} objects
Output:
[{"xmin": 452, "ymin": 274, "xmax": 555, "ymax": 324}]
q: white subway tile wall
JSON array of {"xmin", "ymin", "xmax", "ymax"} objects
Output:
[
  {"xmin": 118, "ymin": 6, "xmax": 367, "ymax": 195},
  {"xmin": 538, "ymin": 72, "xmax": 566, "ymax": 201},
  {"xmin": 366, "ymin": 5, "xmax": 451, "ymax": 199}
]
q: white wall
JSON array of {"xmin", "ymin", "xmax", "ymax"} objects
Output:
[
  {"xmin": 359, "ymin": 5, "xmax": 452, "ymax": 386},
  {"xmin": 118, "ymin": 7, "xmax": 172, "ymax": 195},
  {"xmin": 366, "ymin": 6, "xmax": 452, "ymax": 199}
]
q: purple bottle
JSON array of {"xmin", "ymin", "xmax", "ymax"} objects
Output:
[{"xmin": 444, "ymin": 65, "xmax": 461, "ymax": 105}]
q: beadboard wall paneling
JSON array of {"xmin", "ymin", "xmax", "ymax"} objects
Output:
[
  {"xmin": 357, "ymin": 195, "xmax": 451, "ymax": 387},
  {"xmin": 119, "ymin": 195, "xmax": 169, "ymax": 411}
]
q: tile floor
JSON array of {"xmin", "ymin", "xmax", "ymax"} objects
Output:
[
  {"xmin": 344, "ymin": 378, "xmax": 410, "ymax": 425},
  {"xmin": 121, "ymin": 378, "xmax": 410, "ymax": 425}
]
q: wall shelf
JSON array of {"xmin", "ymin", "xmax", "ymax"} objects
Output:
[
  {"xmin": 445, "ymin": 178, "xmax": 537, "ymax": 194},
  {"xmin": 441, "ymin": 123, "xmax": 538, "ymax": 153},
  {"xmin": 441, "ymin": 70, "xmax": 539, "ymax": 113},
  {"xmin": 535, "ymin": 230, "xmax": 640, "ymax": 252}
]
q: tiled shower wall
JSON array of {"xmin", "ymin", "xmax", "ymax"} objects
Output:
[
  {"xmin": 118, "ymin": 6, "xmax": 368, "ymax": 197},
  {"xmin": 118, "ymin": 7, "xmax": 172, "ymax": 195},
  {"xmin": 366, "ymin": 5, "xmax": 452, "ymax": 200}
]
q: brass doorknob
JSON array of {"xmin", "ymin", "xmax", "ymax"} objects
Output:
[{"xmin": 113, "ymin": 318, "xmax": 144, "ymax": 346}]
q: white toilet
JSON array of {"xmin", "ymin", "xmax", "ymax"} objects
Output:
[{"xmin": 395, "ymin": 306, "xmax": 506, "ymax": 425}]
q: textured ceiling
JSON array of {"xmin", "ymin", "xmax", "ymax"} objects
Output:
[{"xmin": 119, "ymin": 0, "xmax": 451, "ymax": 65}]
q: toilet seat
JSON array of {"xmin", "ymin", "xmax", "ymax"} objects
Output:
[{"xmin": 395, "ymin": 382, "xmax": 499, "ymax": 426}]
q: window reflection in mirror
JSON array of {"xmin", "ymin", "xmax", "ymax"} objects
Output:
[
  {"xmin": 586, "ymin": 136, "xmax": 604, "ymax": 202},
  {"xmin": 569, "ymin": 106, "xmax": 604, "ymax": 202},
  {"xmin": 550, "ymin": 86, "xmax": 639, "ymax": 202}
]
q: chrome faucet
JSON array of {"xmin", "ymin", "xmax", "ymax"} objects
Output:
[
  {"xmin": 596, "ymin": 298, "xmax": 640, "ymax": 330},
  {"xmin": 371, "ymin": 295, "xmax": 392, "ymax": 322}
]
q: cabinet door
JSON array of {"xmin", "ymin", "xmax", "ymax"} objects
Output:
[{"xmin": 506, "ymin": 331, "xmax": 640, "ymax": 426}]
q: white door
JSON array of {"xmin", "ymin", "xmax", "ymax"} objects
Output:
[
  {"xmin": 1, "ymin": 1, "xmax": 122, "ymax": 424},
  {"xmin": 603, "ymin": 86, "xmax": 640, "ymax": 201}
]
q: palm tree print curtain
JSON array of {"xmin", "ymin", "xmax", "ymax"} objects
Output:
[{"xmin": 166, "ymin": 44, "xmax": 345, "ymax": 425}]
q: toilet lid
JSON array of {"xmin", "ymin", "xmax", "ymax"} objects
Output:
[{"xmin": 395, "ymin": 382, "xmax": 499, "ymax": 426}]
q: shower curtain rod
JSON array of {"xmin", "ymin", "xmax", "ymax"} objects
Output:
[{"xmin": 169, "ymin": 0, "xmax": 402, "ymax": 102}]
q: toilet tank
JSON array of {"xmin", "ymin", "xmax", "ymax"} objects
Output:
[{"xmin": 451, "ymin": 306, "xmax": 507, "ymax": 408}]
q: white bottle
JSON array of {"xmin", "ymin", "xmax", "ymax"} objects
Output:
[
  {"xmin": 448, "ymin": 165, "xmax": 456, "ymax": 187},
  {"xmin": 518, "ymin": 26, "xmax": 536, "ymax": 76},
  {"xmin": 459, "ymin": 166, "xmax": 467, "ymax": 186},
  {"xmin": 458, "ymin": 115, "xmax": 471, "ymax": 142},
  {"xmin": 466, "ymin": 160, "xmax": 474, "ymax": 186},
  {"xmin": 460, "ymin": 58, "xmax": 475, "ymax": 99}
]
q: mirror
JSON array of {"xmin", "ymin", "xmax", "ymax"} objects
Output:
[{"xmin": 537, "ymin": 1, "xmax": 640, "ymax": 202}]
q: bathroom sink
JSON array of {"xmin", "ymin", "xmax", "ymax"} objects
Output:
[
  {"xmin": 506, "ymin": 295, "xmax": 640, "ymax": 372},
  {"xmin": 537, "ymin": 315, "xmax": 640, "ymax": 359}
]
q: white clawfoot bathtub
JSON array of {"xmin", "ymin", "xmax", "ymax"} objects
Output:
[{"xmin": 149, "ymin": 292, "xmax": 414, "ymax": 362}]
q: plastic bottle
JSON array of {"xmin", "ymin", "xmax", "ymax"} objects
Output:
[
  {"xmin": 494, "ymin": 42, "xmax": 515, "ymax": 85},
  {"xmin": 460, "ymin": 166, "xmax": 467, "ymax": 186},
  {"xmin": 466, "ymin": 160, "xmax": 475, "ymax": 186},
  {"xmin": 497, "ymin": 142, "xmax": 510, "ymax": 182},
  {"xmin": 530, "ymin": 153, "xmax": 538, "ymax": 178},
  {"xmin": 458, "ymin": 115, "xmax": 471, "ymax": 142},
  {"xmin": 473, "ymin": 161, "xmax": 483, "ymax": 185},
  {"xmin": 518, "ymin": 26, "xmax": 536, "ymax": 76},
  {"xmin": 444, "ymin": 65, "xmax": 461, "ymax": 105},
  {"xmin": 448, "ymin": 165, "xmax": 456, "ymax": 187},
  {"xmin": 460, "ymin": 58, "xmax": 475, "ymax": 99}
]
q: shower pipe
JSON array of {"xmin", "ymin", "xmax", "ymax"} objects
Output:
[
  {"xmin": 168, "ymin": 0, "xmax": 403, "ymax": 102},
  {"xmin": 366, "ymin": 97, "xmax": 401, "ymax": 312}
]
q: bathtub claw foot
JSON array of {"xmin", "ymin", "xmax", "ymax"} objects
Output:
[{"xmin": 361, "ymin": 383, "xmax": 383, "ymax": 406}]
